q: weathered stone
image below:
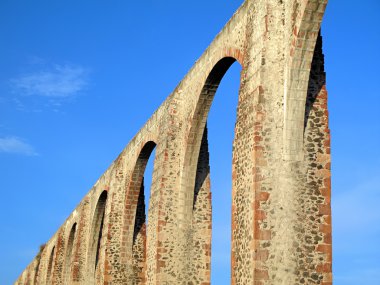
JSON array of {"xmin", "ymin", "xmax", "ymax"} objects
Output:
[{"xmin": 15, "ymin": 0, "xmax": 332, "ymax": 284}]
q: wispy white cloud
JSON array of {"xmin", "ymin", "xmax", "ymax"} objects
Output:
[
  {"xmin": 0, "ymin": 136, "xmax": 37, "ymax": 156},
  {"xmin": 11, "ymin": 64, "xmax": 88, "ymax": 98}
]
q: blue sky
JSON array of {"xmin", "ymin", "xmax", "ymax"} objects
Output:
[{"xmin": 0, "ymin": 1, "xmax": 379, "ymax": 284}]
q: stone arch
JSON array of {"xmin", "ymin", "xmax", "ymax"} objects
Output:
[
  {"xmin": 283, "ymin": 0, "xmax": 328, "ymax": 161},
  {"xmin": 302, "ymin": 31, "xmax": 332, "ymax": 283},
  {"xmin": 87, "ymin": 190, "xmax": 108, "ymax": 281},
  {"xmin": 122, "ymin": 140, "xmax": 157, "ymax": 284},
  {"xmin": 304, "ymin": 32, "xmax": 326, "ymax": 131},
  {"xmin": 178, "ymin": 55, "xmax": 243, "ymax": 281},
  {"xmin": 63, "ymin": 222, "xmax": 77, "ymax": 283},
  {"xmin": 46, "ymin": 246, "xmax": 55, "ymax": 285},
  {"xmin": 33, "ymin": 244, "xmax": 45, "ymax": 285},
  {"xmin": 181, "ymin": 56, "xmax": 239, "ymax": 207}
]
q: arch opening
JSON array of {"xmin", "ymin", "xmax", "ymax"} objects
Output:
[
  {"xmin": 64, "ymin": 223, "xmax": 77, "ymax": 283},
  {"xmin": 33, "ymin": 244, "xmax": 45, "ymax": 285},
  {"xmin": 46, "ymin": 246, "xmax": 55, "ymax": 285},
  {"xmin": 125, "ymin": 141, "xmax": 156, "ymax": 284},
  {"xmin": 88, "ymin": 190, "xmax": 108, "ymax": 280},
  {"xmin": 181, "ymin": 56, "xmax": 242, "ymax": 283}
]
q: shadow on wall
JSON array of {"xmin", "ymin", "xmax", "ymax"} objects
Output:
[{"xmin": 304, "ymin": 32, "xmax": 326, "ymax": 131}]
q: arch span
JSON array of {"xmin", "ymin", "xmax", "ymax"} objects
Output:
[
  {"xmin": 63, "ymin": 223, "xmax": 77, "ymax": 283},
  {"xmin": 87, "ymin": 190, "xmax": 108, "ymax": 282},
  {"xmin": 284, "ymin": 0, "xmax": 328, "ymax": 161},
  {"xmin": 46, "ymin": 246, "xmax": 55, "ymax": 285},
  {"xmin": 121, "ymin": 140, "xmax": 157, "ymax": 284},
  {"xmin": 177, "ymin": 56, "xmax": 242, "ymax": 282}
]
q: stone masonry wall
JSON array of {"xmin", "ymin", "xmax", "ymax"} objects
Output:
[{"xmin": 15, "ymin": 0, "xmax": 331, "ymax": 284}]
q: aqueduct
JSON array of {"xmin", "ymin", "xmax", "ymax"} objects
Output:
[{"xmin": 16, "ymin": 0, "xmax": 332, "ymax": 284}]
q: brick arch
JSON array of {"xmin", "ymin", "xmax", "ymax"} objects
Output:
[
  {"xmin": 31, "ymin": 244, "xmax": 45, "ymax": 285},
  {"xmin": 63, "ymin": 222, "xmax": 77, "ymax": 283},
  {"xmin": 283, "ymin": 0, "xmax": 328, "ymax": 161},
  {"xmin": 46, "ymin": 246, "xmax": 55, "ymax": 285},
  {"xmin": 223, "ymin": 47, "xmax": 244, "ymax": 66},
  {"xmin": 180, "ymin": 56, "xmax": 239, "ymax": 220},
  {"xmin": 302, "ymin": 32, "xmax": 332, "ymax": 284},
  {"xmin": 87, "ymin": 190, "xmax": 108, "ymax": 282},
  {"xmin": 31, "ymin": 243, "xmax": 51, "ymax": 285},
  {"xmin": 178, "ymin": 55, "xmax": 242, "ymax": 281},
  {"xmin": 121, "ymin": 140, "xmax": 157, "ymax": 284}
]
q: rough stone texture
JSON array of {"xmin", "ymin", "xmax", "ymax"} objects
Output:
[{"xmin": 15, "ymin": 0, "xmax": 331, "ymax": 284}]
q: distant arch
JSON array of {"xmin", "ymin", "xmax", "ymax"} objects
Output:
[
  {"xmin": 88, "ymin": 190, "xmax": 108, "ymax": 279},
  {"xmin": 46, "ymin": 246, "xmax": 55, "ymax": 285},
  {"xmin": 33, "ymin": 244, "xmax": 45, "ymax": 285},
  {"xmin": 123, "ymin": 140, "xmax": 157, "ymax": 284},
  {"xmin": 63, "ymin": 222, "xmax": 77, "ymax": 283}
]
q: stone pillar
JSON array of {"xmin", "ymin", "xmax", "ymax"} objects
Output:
[
  {"xmin": 230, "ymin": 1, "xmax": 330, "ymax": 284},
  {"xmin": 146, "ymin": 98, "xmax": 184, "ymax": 284}
]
